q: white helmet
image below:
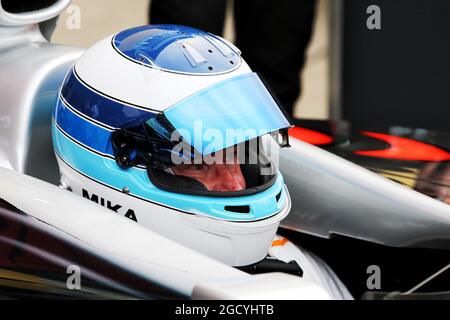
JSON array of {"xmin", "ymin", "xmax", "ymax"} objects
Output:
[{"xmin": 52, "ymin": 25, "xmax": 292, "ymax": 266}]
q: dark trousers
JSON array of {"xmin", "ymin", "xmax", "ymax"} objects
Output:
[{"xmin": 150, "ymin": 0, "xmax": 316, "ymax": 116}]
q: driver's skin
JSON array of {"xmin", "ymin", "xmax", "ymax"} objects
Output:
[{"xmin": 171, "ymin": 153, "xmax": 246, "ymax": 192}]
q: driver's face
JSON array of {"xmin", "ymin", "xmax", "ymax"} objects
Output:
[{"xmin": 171, "ymin": 153, "xmax": 246, "ymax": 192}]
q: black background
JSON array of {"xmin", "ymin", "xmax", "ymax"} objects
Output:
[{"xmin": 342, "ymin": 0, "xmax": 450, "ymax": 130}]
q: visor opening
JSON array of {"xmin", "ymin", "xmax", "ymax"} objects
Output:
[{"xmin": 146, "ymin": 140, "xmax": 277, "ymax": 197}]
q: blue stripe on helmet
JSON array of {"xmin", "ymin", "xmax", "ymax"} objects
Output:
[
  {"xmin": 60, "ymin": 68, "xmax": 157, "ymax": 129},
  {"xmin": 55, "ymin": 97, "xmax": 115, "ymax": 157},
  {"xmin": 52, "ymin": 121, "xmax": 287, "ymax": 222}
]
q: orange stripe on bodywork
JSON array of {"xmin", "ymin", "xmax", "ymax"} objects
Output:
[
  {"xmin": 271, "ymin": 237, "xmax": 289, "ymax": 247},
  {"xmin": 355, "ymin": 131, "xmax": 450, "ymax": 161}
]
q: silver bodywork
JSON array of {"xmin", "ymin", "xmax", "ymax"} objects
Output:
[
  {"xmin": 0, "ymin": 19, "xmax": 82, "ymax": 184},
  {"xmin": 280, "ymin": 138, "xmax": 450, "ymax": 249}
]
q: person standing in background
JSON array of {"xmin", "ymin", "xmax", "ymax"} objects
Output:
[{"xmin": 150, "ymin": 0, "xmax": 316, "ymax": 117}]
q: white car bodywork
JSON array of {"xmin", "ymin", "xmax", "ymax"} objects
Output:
[{"xmin": 0, "ymin": 166, "xmax": 333, "ymax": 300}]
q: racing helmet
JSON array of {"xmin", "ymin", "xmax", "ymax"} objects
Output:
[{"xmin": 52, "ymin": 25, "xmax": 292, "ymax": 266}]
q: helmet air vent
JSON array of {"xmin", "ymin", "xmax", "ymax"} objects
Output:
[
  {"xmin": 276, "ymin": 191, "xmax": 282, "ymax": 202},
  {"xmin": 224, "ymin": 205, "xmax": 250, "ymax": 214}
]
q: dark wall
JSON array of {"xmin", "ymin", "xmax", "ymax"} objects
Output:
[{"xmin": 342, "ymin": 0, "xmax": 450, "ymax": 130}]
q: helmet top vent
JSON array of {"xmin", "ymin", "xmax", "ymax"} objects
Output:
[{"xmin": 113, "ymin": 24, "xmax": 242, "ymax": 75}]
